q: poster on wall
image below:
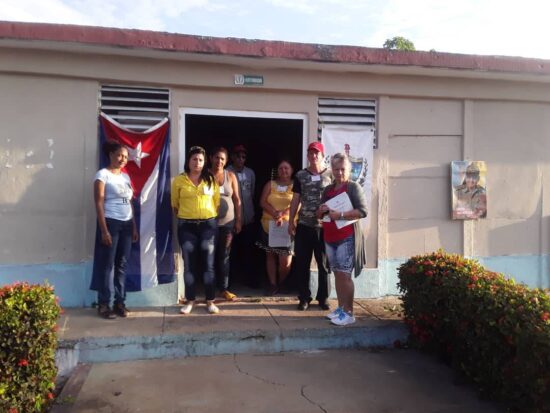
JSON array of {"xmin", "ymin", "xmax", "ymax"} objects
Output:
[
  {"xmin": 321, "ymin": 127, "xmax": 374, "ymax": 226},
  {"xmin": 451, "ymin": 160, "xmax": 487, "ymax": 220}
]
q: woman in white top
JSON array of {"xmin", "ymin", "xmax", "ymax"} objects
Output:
[{"xmin": 90, "ymin": 141, "xmax": 138, "ymax": 319}]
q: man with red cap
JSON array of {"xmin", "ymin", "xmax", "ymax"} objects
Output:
[{"xmin": 288, "ymin": 141, "xmax": 332, "ymax": 310}]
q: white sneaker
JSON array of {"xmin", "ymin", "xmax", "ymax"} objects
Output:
[
  {"xmin": 180, "ymin": 302, "xmax": 193, "ymax": 314},
  {"xmin": 331, "ymin": 311, "xmax": 356, "ymax": 326},
  {"xmin": 326, "ymin": 306, "xmax": 343, "ymax": 320},
  {"xmin": 207, "ymin": 302, "xmax": 220, "ymax": 314}
]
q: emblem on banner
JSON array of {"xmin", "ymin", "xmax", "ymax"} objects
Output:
[
  {"xmin": 345, "ymin": 143, "xmax": 368, "ymax": 185},
  {"xmin": 324, "ymin": 143, "xmax": 368, "ymax": 185}
]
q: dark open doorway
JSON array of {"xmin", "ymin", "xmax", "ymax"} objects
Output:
[
  {"xmin": 185, "ymin": 114, "xmax": 304, "ymax": 195},
  {"xmin": 184, "ymin": 113, "xmax": 305, "ymax": 293}
]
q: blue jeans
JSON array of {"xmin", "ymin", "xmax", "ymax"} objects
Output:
[
  {"xmin": 92, "ymin": 218, "xmax": 133, "ymax": 306},
  {"xmin": 215, "ymin": 225, "xmax": 234, "ymax": 291},
  {"xmin": 178, "ymin": 218, "xmax": 217, "ymax": 301},
  {"xmin": 325, "ymin": 234, "xmax": 355, "ymax": 274}
]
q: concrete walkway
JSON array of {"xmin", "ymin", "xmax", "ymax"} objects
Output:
[
  {"xmin": 52, "ymin": 349, "xmax": 502, "ymax": 413},
  {"xmin": 56, "ymin": 297, "xmax": 407, "ymax": 376}
]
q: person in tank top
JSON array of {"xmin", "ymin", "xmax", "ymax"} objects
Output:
[{"xmin": 209, "ymin": 147, "xmax": 242, "ymax": 301}]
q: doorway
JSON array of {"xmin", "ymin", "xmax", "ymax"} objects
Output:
[{"xmin": 178, "ymin": 108, "xmax": 308, "ymax": 292}]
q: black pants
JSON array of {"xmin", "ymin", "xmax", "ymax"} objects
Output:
[
  {"xmin": 294, "ymin": 224, "xmax": 330, "ymax": 303},
  {"xmin": 230, "ymin": 223, "xmax": 261, "ymax": 288}
]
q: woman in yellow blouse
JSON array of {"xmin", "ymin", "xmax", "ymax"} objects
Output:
[
  {"xmin": 257, "ymin": 159, "xmax": 295, "ymax": 295},
  {"xmin": 171, "ymin": 146, "xmax": 220, "ymax": 315}
]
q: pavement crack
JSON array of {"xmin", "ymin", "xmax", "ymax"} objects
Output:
[
  {"xmin": 233, "ymin": 354, "xmax": 285, "ymax": 386},
  {"xmin": 161, "ymin": 306, "xmax": 167, "ymax": 335},
  {"xmin": 354, "ymin": 299, "xmax": 380, "ymax": 320},
  {"xmin": 263, "ymin": 303, "xmax": 281, "ymax": 329},
  {"xmin": 301, "ymin": 385, "xmax": 328, "ymax": 413}
]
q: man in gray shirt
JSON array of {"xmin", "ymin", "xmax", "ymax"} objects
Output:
[{"xmin": 228, "ymin": 144, "xmax": 258, "ymax": 287}]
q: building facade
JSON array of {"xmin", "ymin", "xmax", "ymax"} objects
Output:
[{"xmin": 1, "ymin": 22, "xmax": 550, "ymax": 306}]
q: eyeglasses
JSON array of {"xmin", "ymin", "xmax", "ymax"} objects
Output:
[{"xmin": 189, "ymin": 146, "xmax": 205, "ymax": 153}]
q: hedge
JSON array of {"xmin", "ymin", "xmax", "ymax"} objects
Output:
[
  {"xmin": 0, "ymin": 282, "xmax": 61, "ymax": 413},
  {"xmin": 397, "ymin": 251, "xmax": 550, "ymax": 412}
]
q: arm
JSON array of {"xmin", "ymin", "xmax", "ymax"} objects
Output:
[
  {"xmin": 259, "ymin": 181, "xmax": 281, "ymax": 220},
  {"xmin": 171, "ymin": 177, "xmax": 180, "ymax": 217},
  {"xmin": 288, "ymin": 192, "xmax": 301, "ymax": 236},
  {"xmin": 94, "ymin": 179, "xmax": 112, "ymax": 247},
  {"xmin": 130, "ymin": 203, "xmax": 139, "ymax": 242},
  {"xmin": 229, "ymin": 171, "xmax": 242, "ymax": 233}
]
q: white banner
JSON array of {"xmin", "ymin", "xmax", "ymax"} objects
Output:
[{"xmin": 321, "ymin": 126, "xmax": 374, "ymax": 209}]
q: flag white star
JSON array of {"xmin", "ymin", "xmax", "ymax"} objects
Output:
[{"xmin": 127, "ymin": 142, "xmax": 150, "ymax": 168}]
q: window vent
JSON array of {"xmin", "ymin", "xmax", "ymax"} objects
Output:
[
  {"xmin": 100, "ymin": 85, "xmax": 170, "ymax": 131},
  {"xmin": 318, "ymin": 98, "xmax": 377, "ymax": 147}
]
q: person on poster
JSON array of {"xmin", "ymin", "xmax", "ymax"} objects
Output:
[{"xmin": 453, "ymin": 162, "xmax": 487, "ymax": 219}]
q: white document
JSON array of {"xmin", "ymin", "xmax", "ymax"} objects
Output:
[
  {"xmin": 268, "ymin": 221, "xmax": 291, "ymax": 247},
  {"xmin": 322, "ymin": 191, "xmax": 358, "ymax": 229}
]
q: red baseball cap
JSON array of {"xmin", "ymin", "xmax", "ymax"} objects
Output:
[{"xmin": 307, "ymin": 141, "xmax": 324, "ymax": 154}]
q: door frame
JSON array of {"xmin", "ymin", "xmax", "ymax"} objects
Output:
[{"xmin": 178, "ymin": 108, "xmax": 308, "ymax": 172}]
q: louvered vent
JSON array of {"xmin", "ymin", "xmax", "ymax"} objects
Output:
[
  {"xmin": 100, "ymin": 85, "xmax": 170, "ymax": 131},
  {"xmin": 318, "ymin": 98, "xmax": 377, "ymax": 147}
]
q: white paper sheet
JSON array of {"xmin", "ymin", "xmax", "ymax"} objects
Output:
[
  {"xmin": 268, "ymin": 221, "xmax": 291, "ymax": 247},
  {"xmin": 322, "ymin": 191, "xmax": 358, "ymax": 229}
]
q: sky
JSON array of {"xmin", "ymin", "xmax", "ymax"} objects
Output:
[{"xmin": 2, "ymin": 0, "xmax": 550, "ymax": 59}]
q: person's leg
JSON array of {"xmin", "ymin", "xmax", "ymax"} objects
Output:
[
  {"xmin": 179, "ymin": 221, "xmax": 199, "ymax": 302},
  {"xmin": 313, "ymin": 227, "xmax": 330, "ymax": 307},
  {"xmin": 200, "ymin": 219, "xmax": 217, "ymax": 304},
  {"xmin": 92, "ymin": 220, "xmax": 117, "ymax": 318},
  {"xmin": 242, "ymin": 223, "xmax": 261, "ymax": 288},
  {"xmin": 113, "ymin": 220, "xmax": 132, "ymax": 307},
  {"xmin": 215, "ymin": 226, "xmax": 231, "ymax": 291},
  {"xmin": 334, "ymin": 271, "xmax": 354, "ymax": 313},
  {"xmin": 294, "ymin": 224, "xmax": 314, "ymax": 307},
  {"xmin": 277, "ymin": 254, "xmax": 292, "ymax": 286},
  {"xmin": 266, "ymin": 251, "xmax": 277, "ymax": 286}
]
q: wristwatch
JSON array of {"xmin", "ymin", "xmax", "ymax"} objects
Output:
[{"xmin": 340, "ymin": 211, "xmax": 344, "ymax": 220}]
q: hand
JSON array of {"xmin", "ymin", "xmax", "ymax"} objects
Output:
[
  {"xmin": 101, "ymin": 231, "xmax": 112, "ymax": 247},
  {"xmin": 132, "ymin": 227, "xmax": 139, "ymax": 242},
  {"xmin": 328, "ymin": 210, "xmax": 340, "ymax": 221},
  {"xmin": 288, "ymin": 221, "xmax": 296, "ymax": 236},
  {"xmin": 317, "ymin": 204, "xmax": 329, "ymax": 218}
]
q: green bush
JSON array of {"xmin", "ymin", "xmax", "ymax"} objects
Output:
[
  {"xmin": 0, "ymin": 282, "xmax": 61, "ymax": 413},
  {"xmin": 398, "ymin": 251, "xmax": 550, "ymax": 412}
]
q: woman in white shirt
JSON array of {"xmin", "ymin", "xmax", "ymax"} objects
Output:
[{"xmin": 91, "ymin": 141, "xmax": 138, "ymax": 319}]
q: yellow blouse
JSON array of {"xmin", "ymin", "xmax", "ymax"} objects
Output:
[
  {"xmin": 171, "ymin": 173, "xmax": 220, "ymax": 219},
  {"xmin": 261, "ymin": 181, "xmax": 295, "ymax": 232}
]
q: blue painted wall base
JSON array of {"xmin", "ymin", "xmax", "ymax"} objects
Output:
[{"xmin": 1, "ymin": 254, "xmax": 548, "ymax": 307}]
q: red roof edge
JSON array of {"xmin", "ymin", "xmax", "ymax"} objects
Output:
[{"xmin": 1, "ymin": 21, "xmax": 549, "ymax": 76}]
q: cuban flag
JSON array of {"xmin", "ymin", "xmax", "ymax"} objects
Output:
[{"xmin": 93, "ymin": 112, "xmax": 175, "ymax": 291}]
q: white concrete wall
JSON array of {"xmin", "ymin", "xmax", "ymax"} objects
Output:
[{"xmin": 1, "ymin": 45, "xmax": 549, "ymax": 304}]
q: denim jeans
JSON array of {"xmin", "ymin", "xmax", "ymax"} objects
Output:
[
  {"xmin": 92, "ymin": 218, "xmax": 133, "ymax": 306},
  {"xmin": 293, "ymin": 223, "xmax": 330, "ymax": 303},
  {"xmin": 177, "ymin": 218, "xmax": 217, "ymax": 301},
  {"xmin": 325, "ymin": 234, "xmax": 355, "ymax": 274},
  {"xmin": 215, "ymin": 225, "xmax": 234, "ymax": 291}
]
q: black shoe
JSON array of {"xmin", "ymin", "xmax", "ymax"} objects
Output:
[
  {"xmin": 297, "ymin": 300, "xmax": 309, "ymax": 311},
  {"xmin": 113, "ymin": 303, "xmax": 130, "ymax": 318},
  {"xmin": 318, "ymin": 300, "xmax": 330, "ymax": 311},
  {"xmin": 98, "ymin": 304, "xmax": 116, "ymax": 319}
]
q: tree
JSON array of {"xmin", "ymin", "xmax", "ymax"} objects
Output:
[{"xmin": 383, "ymin": 36, "xmax": 415, "ymax": 51}]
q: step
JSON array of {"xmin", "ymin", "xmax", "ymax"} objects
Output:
[{"xmin": 56, "ymin": 298, "xmax": 407, "ymax": 377}]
